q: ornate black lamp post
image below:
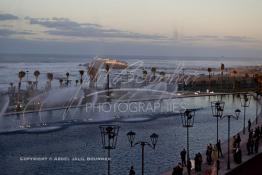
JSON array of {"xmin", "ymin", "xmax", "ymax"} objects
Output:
[
  {"xmin": 99, "ymin": 125, "xmax": 120, "ymax": 175},
  {"xmin": 180, "ymin": 109, "xmax": 195, "ymax": 175},
  {"xmin": 211, "ymin": 101, "xmax": 224, "ymax": 175},
  {"xmin": 256, "ymin": 93, "xmax": 258, "ymax": 125},
  {"xmin": 127, "ymin": 131, "xmax": 158, "ymax": 175},
  {"xmin": 221, "ymin": 109, "xmax": 241, "ymax": 170},
  {"xmin": 240, "ymin": 94, "xmax": 251, "ymax": 134}
]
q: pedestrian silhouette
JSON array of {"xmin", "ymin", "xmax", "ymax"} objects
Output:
[
  {"xmin": 217, "ymin": 139, "xmax": 223, "ymax": 158},
  {"xmin": 187, "ymin": 159, "xmax": 192, "ymax": 175},
  {"xmin": 129, "ymin": 166, "xmax": 135, "ymax": 175},
  {"xmin": 248, "ymin": 119, "xmax": 251, "ymax": 132},
  {"xmin": 180, "ymin": 148, "xmax": 186, "ymax": 166}
]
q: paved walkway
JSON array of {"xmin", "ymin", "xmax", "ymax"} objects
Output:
[
  {"xmin": 162, "ymin": 95, "xmax": 262, "ymax": 175},
  {"xmin": 226, "ymin": 152, "xmax": 262, "ymax": 175}
]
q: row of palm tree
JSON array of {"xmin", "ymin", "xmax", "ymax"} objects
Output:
[
  {"xmin": 18, "ymin": 70, "xmax": 86, "ymax": 90},
  {"xmin": 207, "ymin": 63, "xmax": 240, "ymax": 91},
  {"xmin": 142, "ymin": 67, "xmax": 166, "ymax": 81},
  {"xmin": 18, "ymin": 67, "xmax": 167, "ymax": 91}
]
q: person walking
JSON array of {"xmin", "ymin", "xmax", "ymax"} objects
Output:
[
  {"xmin": 177, "ymin": 163, "xmax": 183, "ymax": 175},
  {"xmin": 249, "ymin": 129, "xmax": 253, "ymax": 139},
  {"xmin": 255, "ymin": 136, "xmax": 259, "ymax": 153},
  {"xmin": 260, "ymin": 125, "xmax": 262, "ymax": 137},
  {"xmin": 248, "ymin": 119, "xmax": 251, "ymax": 133},
  {"xmin": 180, "ymin": 148, "xmax": 187, "ymax": 167},
  {"xmin": 187, "ymin": 159, "xmax": 192, "ymax": 175},
  {"xmin": 194, "ymin": 154, "xmax": 199, "ymax": 173},
  {"xmin": 172, "ymin": 163, "xmax": 183, "ymax": 175},
  {"xmin": 172, "ymin": 167, "xmax": 177, "ymax": 175},
  {"xmin": 211, "ymin": 145, "xmax": 218, "ymax": 164},
  {"xmin": 206, "ymin": 144, "xmax": 212, "ymax": 165},
  {"xmin": 198, "ymin": 152, "xmax": 203, "ymax": 172},
  {"xmin": 129, "ymin": 166, "xmax": 135, "ymax": 175},
  {"xmin": 216, "ymin": 139, "xmax": 223, "ymax": 158},
  {"xmin": 236, "ymin": 134, "xmax": 241, "ymax": 147},
  {"xmin": 247, "ymin": 138, "xmax": 251, "ymax": 155},
  {"xmin": 235, "ymin": 147, "xmax": 242, "ymax": 164}
]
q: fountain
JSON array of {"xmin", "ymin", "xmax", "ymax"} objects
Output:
[
  {"xmin": 0, "ymin": 58, "xmax": 204, "ymax": 134},
  {"xmin": 0, "ymin": 94, "xmax": 9, "ymax": 118}
]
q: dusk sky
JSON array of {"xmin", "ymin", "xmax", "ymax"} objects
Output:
[{"xmin": 0, "ymin": 0, "xmax": 262, "ymax": 57}]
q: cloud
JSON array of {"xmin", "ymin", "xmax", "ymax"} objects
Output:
[
  {"xmin": 222, "ymin": 36, "xmax": 259, "ymax": 43},
  {"xmin": 27, "ymin": 17, "xmax": 167, "ymax": 40},
  {"xmin": 181, "ymin": 35, "xmax": 260, "ymax": 43},
  {"xmin": 0, "ymin": 28, "xmax": 33, "ymax": 37},
  {"xmin": 0, "ymin": 13, "xmax": 19, "ymax": 21},
  {"xmin": 182, "ymin": 35, "xmax": 219, "ymax": 41}
]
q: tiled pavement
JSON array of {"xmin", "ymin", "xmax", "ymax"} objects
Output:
[{"xmin": 162, "ymin": 95, "xmax": 262, "ymax": 175}]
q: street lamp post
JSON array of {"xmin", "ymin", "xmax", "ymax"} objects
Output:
[
  {"xmin": 240, "ymin": 94, "xmax": 251, "ymax": 135},
  {"xmin": 211, "ymin": 101, "xmax": 225, "ymax": 175},
  {"xmin": 221, "ymin": 109, "xmax": 241, "ymax": 170},
  {"xmin": 127, "ymin": 131, "xmax": 158, "ymax": 175},
  {"xmin": 99, "ymin": 125, "xmax": 120, "ymax": 175},
  {"xmin": 180, "ymin": 108, "xmax": 195, "ymax": 175},
  {"xmin": 256, "ymin": 93, "xmax": 258, "ymax": 124}
]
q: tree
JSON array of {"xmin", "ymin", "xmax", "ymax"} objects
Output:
[
  {"xmin": 142, "ymin": 69, "xmax": 147, "ymax": 80},
  {"xmin": 232, "ymin": 70, "xmax": 238, "ymax": 91},
  {"xmin": 66, "ymin": 72, "xmax": 70, "ymax": 86},
  {"xmin": 207, "ymin": 68, "xmax": 212, "ymax": 90},
  {"xmin": 47, "ymin": 73, "xmax": 53, "ymax": 89},
  {"xmin": 220, "ymin": 63, "xmax": 225, "ymax": 76},
  {"xmin": 18, "ymin": 71, "xmax": 26, "ymax": 90},
  {"xmin": 34, "ymin": 70, "xmax": 40, "ymax": 88},
  {"xmin": 220, "ymin": 63, "xmax": 225, "ymax": 91},
  {"xmin": 151, "ymin": 67, "xmax": 157, "ymax": 80},
  {"xmin": 207, "ymin": 68, "xmax": 212, "ymax": 80},
  {"xmin": 79, "ymin": 70, "xmax": 84, "ymax": 84}
]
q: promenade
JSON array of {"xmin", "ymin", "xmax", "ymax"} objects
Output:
[{"xmin": 162, "ymin": 95, "xmax": 262, "ymax": 175}]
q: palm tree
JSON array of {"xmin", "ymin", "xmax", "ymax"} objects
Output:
[
  {"xmin": 207, "ymin": 68, "xmax": 212, "ymax": 80},
  {"xmin": 220, "ymin": 63, "xmax": 225, "ymax": 76},
  {"xmin": 79, "ymin": 70, "xmax": 84, "ymax": 84},
  {"xmin": 220, "ymin": 63, "xmax": 225, "ymax": 91},
  {"xmin": 47, "ymin": 73, "xmax": 53, "ymax": 89},
  {"xmin": 151, "ymin": 67, "xmax": 157, "ymax": 81},
  {"xmin": 207, "ymin": 68, "xmax": 212, "ymax": 90},
  {"xmin": 66, "ymin": 72, "xmax": 70, "ymax": 86},
  {"xmin": 142, "ymin": 69, "xmax": 148, "ymax": 85},
  {"xmin": 34, "ymin": 70, "xmax": 40, "ymax": 88},
  {"xmin": 142, "ymin": 69, "xmax": 147, "ymax": 80},
  {"xmin": 232, "ymin": 70, "xmax": 237, "ymax": 91},
  {"xmin": 18, "ymin": 71, "xmax": 26, "ymax": 90}
]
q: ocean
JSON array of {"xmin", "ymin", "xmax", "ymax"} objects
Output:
[
  {"xmin": 0, "ymin": 53, "xmax": 261, "ymax": 174},
  {"xmin": 0, "ymin": 53, "xmax": 262, "ymax": 92}
]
